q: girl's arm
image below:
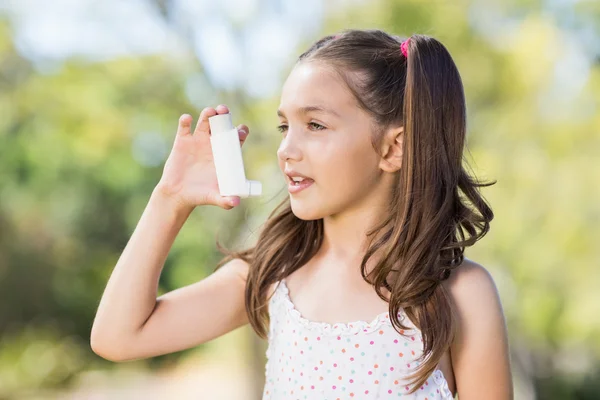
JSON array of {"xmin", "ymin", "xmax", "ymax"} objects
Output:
[
  {"xmin": 91, "ymin": 105, "xmax": 252, "ymax": 362},
  {"xmin": 446, "ymin": 259, "xmax": 514, "ymax": 399},
  {"xmin": 90, "ymin": 190, "xmax": 249, "ymax": 362}
]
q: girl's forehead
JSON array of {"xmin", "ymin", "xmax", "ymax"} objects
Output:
[{"xmin": 279, "ymin": 62, "xmax": 356, "ymax": 117}]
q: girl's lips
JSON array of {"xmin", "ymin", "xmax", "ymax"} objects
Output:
[{"xmin": 288, "ymin": 178, "xmax": 314, "ymax": 194}]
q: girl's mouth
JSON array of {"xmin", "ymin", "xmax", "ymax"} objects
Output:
[{"xmin": 288, "ymin": 178, "xmax": 314, "ymax": 194}]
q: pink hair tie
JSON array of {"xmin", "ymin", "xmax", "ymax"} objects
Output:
[{"xmin": 401, "ymin": 38, "xmax": 410, "ymax": 58}]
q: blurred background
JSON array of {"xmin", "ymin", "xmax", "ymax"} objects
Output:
[{"xmin": 0, "ymin": 0, "xmax": 599, "ymax": 399}]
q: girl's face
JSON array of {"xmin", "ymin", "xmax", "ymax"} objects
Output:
[{"xmin": 277, "ymin": 61, "xmax": 390, "ymax": 220}]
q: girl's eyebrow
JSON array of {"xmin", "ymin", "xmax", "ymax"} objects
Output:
[{"xmin": 277, "ymin": 105, "xmax": 340, "ymax": 119}]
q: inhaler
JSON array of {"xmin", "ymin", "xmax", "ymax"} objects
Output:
[{"xmin": 208, "ymin": 113, "xmax": 262, "ymax": 198}]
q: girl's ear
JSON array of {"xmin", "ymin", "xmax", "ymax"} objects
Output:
[{"xmin": 379, "ymin": 126, "xmax": 404, "ymax": 173}]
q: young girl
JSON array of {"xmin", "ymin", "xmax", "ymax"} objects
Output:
[{"xmin": 91, "ymin": 29, "xmax": 513, "ymax": 399}]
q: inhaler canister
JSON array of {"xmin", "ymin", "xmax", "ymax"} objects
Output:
[{"xmin": 208, "ymin": 113, "xmax": 262, "ymax": 198}]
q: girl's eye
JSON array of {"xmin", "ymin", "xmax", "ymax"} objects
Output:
[
  {"xmin": 308, "ymin": 122, "xmax": 326, "ymax": 131},
  {"xmin": 276, "ymin": 122, "xmax": 326, "ymax": 134},
  {"xmin": 276, "ymin": 124, "xmax": 288, "ymax": 133}
]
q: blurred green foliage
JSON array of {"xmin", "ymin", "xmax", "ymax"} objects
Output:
[
  {"xmin": 0, "ymin": 0, "xmax": 599, "ymax": 398},
  {"xmin": 0, "ymin": 14, "xmax": 274, "ymax": 396}
]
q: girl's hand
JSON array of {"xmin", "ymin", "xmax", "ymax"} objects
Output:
[{"xmin": 155, "ymin": 105, "xmax": 250, "ymax": 211}]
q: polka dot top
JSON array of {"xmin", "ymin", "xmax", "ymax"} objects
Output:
[{"xmin": 262, "ymin": 280, "xmax": 453, "ymax": 400}]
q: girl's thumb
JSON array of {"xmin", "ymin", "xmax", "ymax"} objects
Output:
[
  {"xmin": 227, "ymin": 196, "xmax": 241, "ymax": 207},
  {"xmin": 213, "ymin": 194, "xmax": 240, "ymax": 209}
]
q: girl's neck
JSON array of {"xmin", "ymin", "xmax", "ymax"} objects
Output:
[{"xmin": 321, "ymin": 207, "xmax": 388, "ymax": 259}]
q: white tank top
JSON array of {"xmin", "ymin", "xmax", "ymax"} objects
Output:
[{"xmin": 262, "ymin": 280, "xmax": 453, "ymax": 399}]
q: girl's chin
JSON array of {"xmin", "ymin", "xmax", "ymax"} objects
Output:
[
  {"xmin": 291, "ymin": 210, "xmax": 322, "ymax": 221},
  {"xmin": 290, "ymin": 201, "xmax": 325, "ymax": 221}
]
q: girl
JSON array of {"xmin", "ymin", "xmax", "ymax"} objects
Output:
[{"xmin": 91, "ymin": 29, "xmax": 513, "ymax": 399}]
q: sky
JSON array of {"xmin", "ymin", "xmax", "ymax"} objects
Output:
[
  {"xmin": 0, "ymin": 0, "xmax": 327, "ymax": 98},
  {"xmin": 1, "ymin": 0, "xmax": 596, "ymax": 113}
]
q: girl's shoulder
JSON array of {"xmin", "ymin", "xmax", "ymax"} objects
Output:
[
  {"xmin": 442, "ymin": 258, "xmax": 513, "ymax": 396},
  {"xmin": 441, "ymin": 258, "xmax": 505, "ymax": 327},
  {"xmin": 442, "ymin": 258, "xmax": 500, "ymax": 309}
]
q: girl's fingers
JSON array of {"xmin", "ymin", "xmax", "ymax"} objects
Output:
[
  {"xmin": 238, "ymin": 124, "xmax": 249, "ymax": 145},
  {"xmin": 238, "ymin": 124, "xmax": 249, "ymax": 134},
  {"xmin": 177, "ymin": 114, "xmax": 193, "ymax": 137},
  {"xmin": 193, "ymin": 105, "xmax": 231, "ymax": 136},
  {"xmin": 215, "ymin": 104, "xmax": 230, "ymax": 115},
  {"xmin": 193, "ymin": 107, "xmax": 218, "ymax": 136}
]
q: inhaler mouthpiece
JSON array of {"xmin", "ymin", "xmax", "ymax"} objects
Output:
[{"xmin": 208, "ymin": 113, "xmax": 262, "ymax": 198}]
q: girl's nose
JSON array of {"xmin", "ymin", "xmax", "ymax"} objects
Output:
[{"xmin": 277, "ymin": 135, "xmax": 303, "ymax": 162}]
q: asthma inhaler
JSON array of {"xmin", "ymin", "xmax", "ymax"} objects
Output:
[{"xmin": 208, "ymin": 113, "xmax": 262, "ymax": 198}]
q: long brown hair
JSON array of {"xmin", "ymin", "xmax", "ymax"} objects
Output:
[{"xmin": 216, "ymin": 29, "xmax": 495, "ymax": 393}]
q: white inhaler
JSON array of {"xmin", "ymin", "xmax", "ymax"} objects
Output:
[{"xmin": 208, "ymin": 113, "xmax": 262, "ymax": 198}]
